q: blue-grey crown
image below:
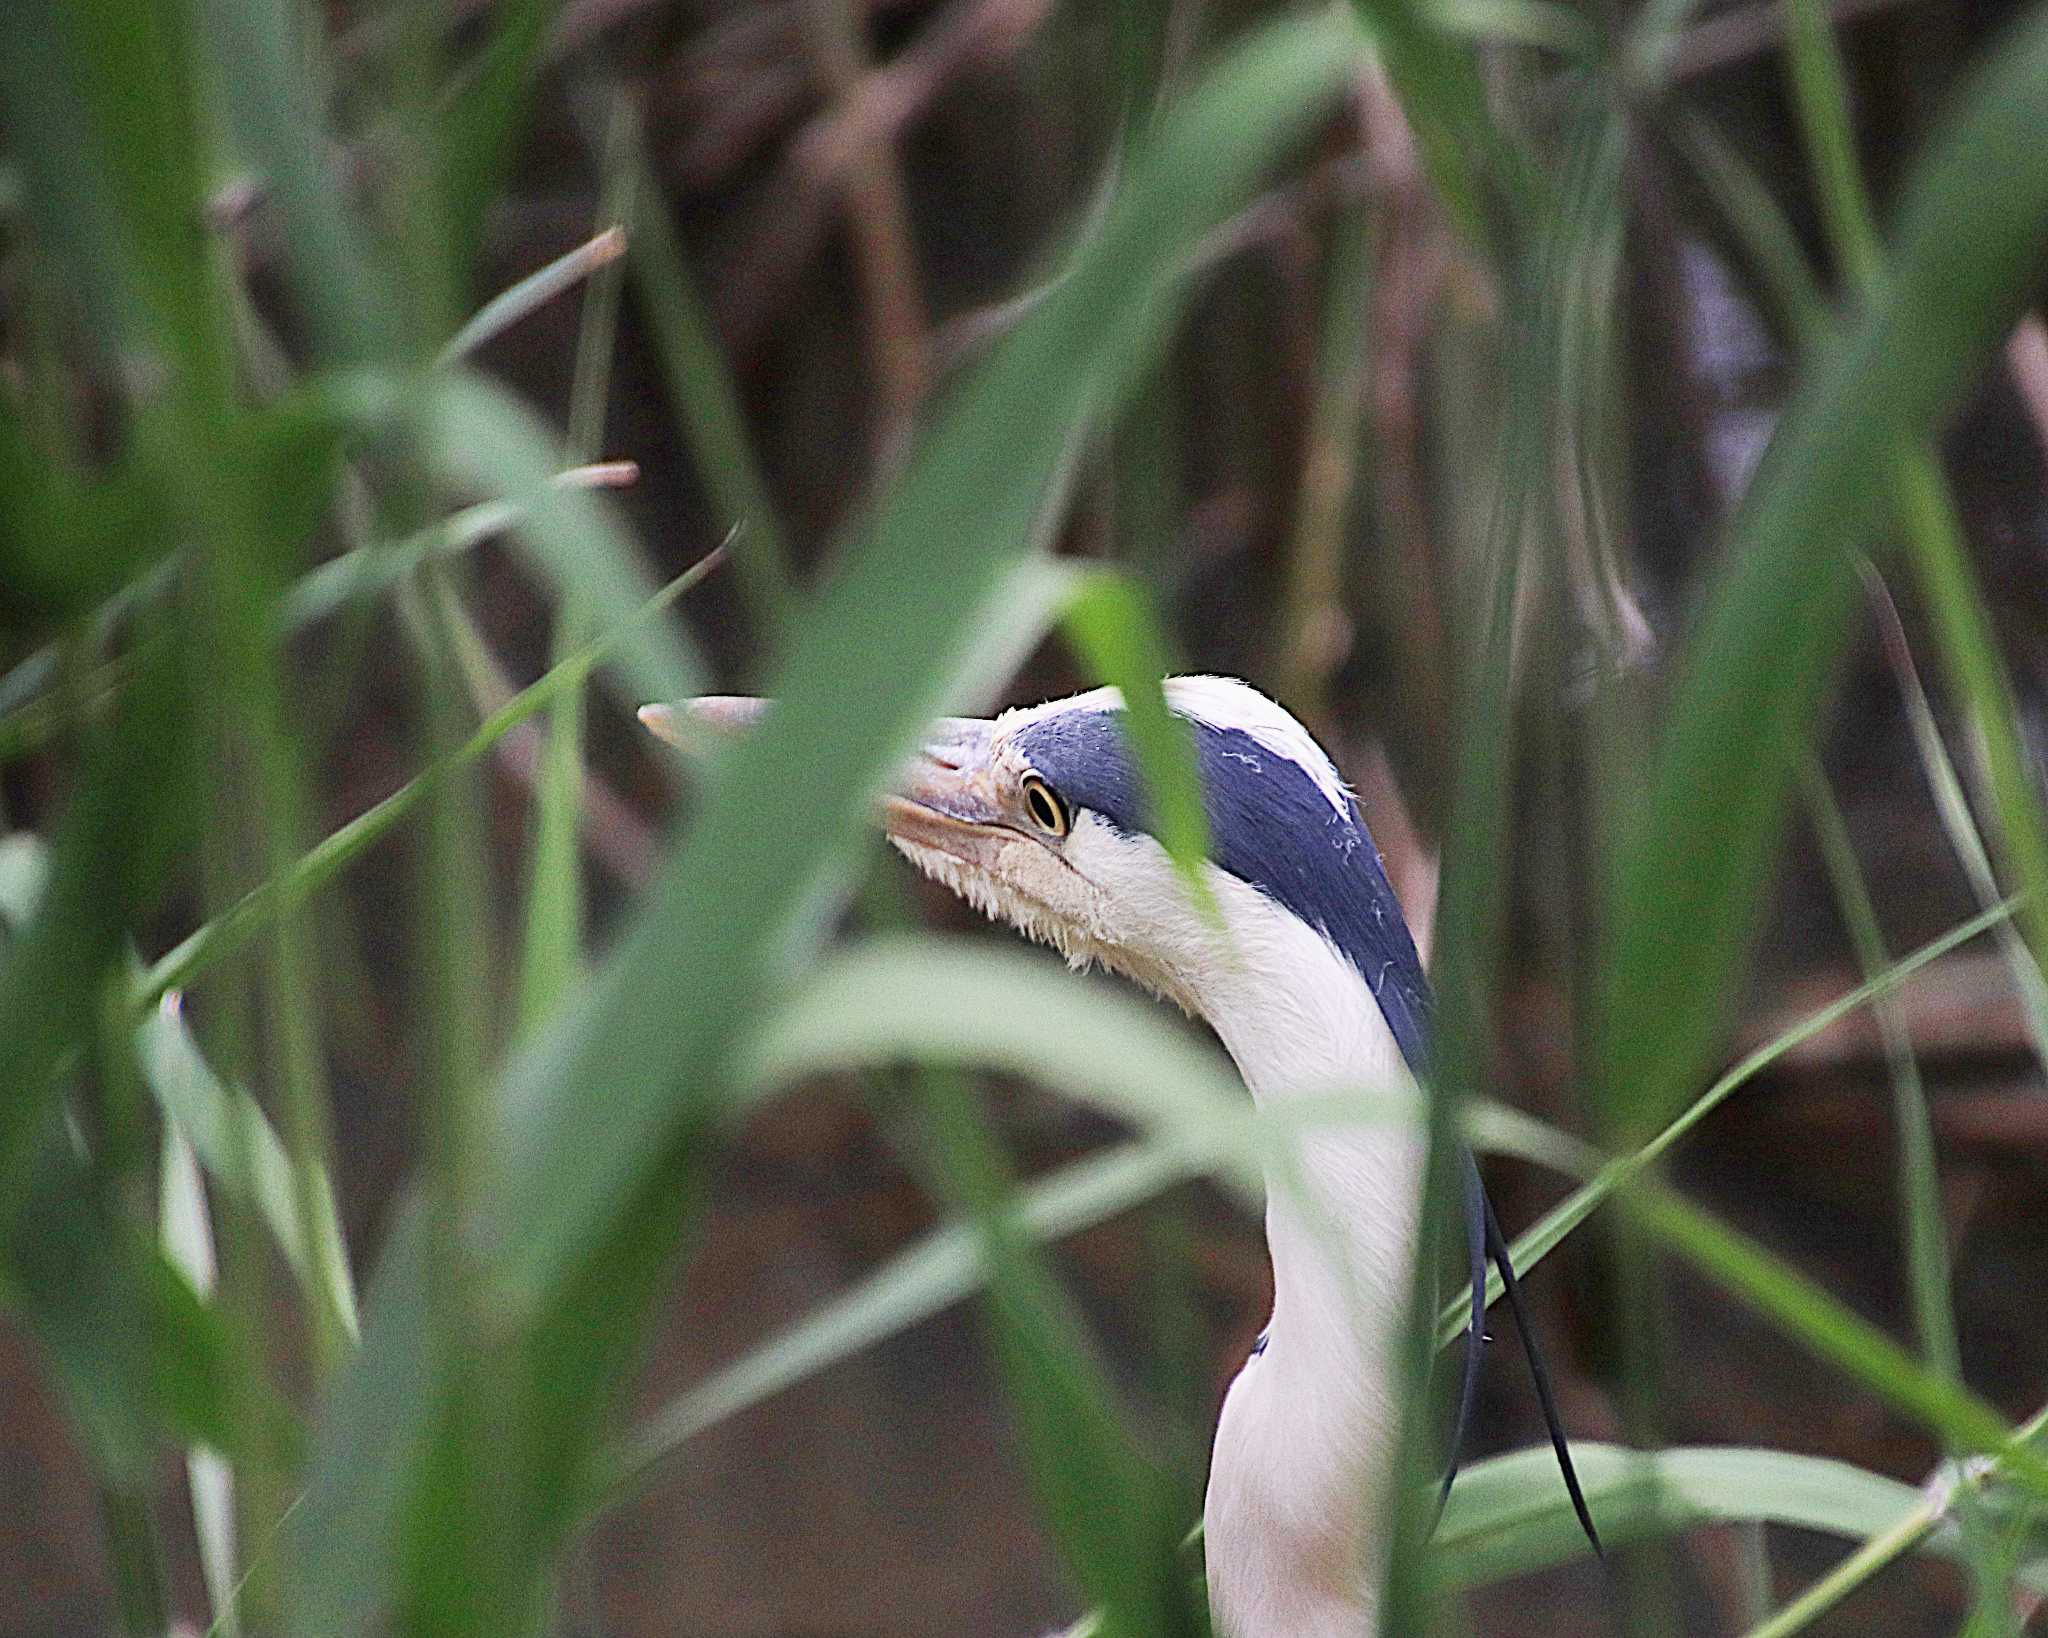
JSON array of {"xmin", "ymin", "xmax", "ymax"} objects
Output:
[{"xmin": 1009, "ymin": 709, "xmax": 1433, "ymax": 1074}]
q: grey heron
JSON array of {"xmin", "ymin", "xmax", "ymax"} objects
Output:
[{"xmin": 643, "ymin": 675, "xmax": 1597, "ymax": 1636}]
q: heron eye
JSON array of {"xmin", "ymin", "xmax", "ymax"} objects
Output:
[{"xmin": 1021, "ymin": 773, "xmax": 1071, "ymax": 838}]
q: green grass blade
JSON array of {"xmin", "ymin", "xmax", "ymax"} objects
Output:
[
  {"xmin": 1060, "ymin": 572, "xmax": 1216, "ymax": 916},
  {"xmin": 1437, "ymin": 895, "xmax": 2022, "ymax": 1347},
  {"xmin": 1781, "ymin": 0, "xmax": 1884, "ymax": 288},
  {"xmin": 482, "ymin": 10, "xmax": 1362, "ymax": 1310},
  {"xmin": 517, "ymin": 148, "xmax": 630, "ymax": 1032},
  {"xmin": 1741, "ymin": 1405, "xmax": 2048, "ymax": 1637},
  {"xmin": 279, "ymin": 1204, "xmax": 437, "ymax": 1638},
  {"xmin": 1888, "ymin": 485, "xmax": 2048, "ymax": 1028},
  {"xmin": 609, "ymin": 1139, "xmax": 1196, "ymax": 1495},
  {"xmin": 1342, "ymin": 0, "xmax": 1543, "ymax": 253},
  {"xmin": 1803, "ymin": 767, "xmax": 1960, "ymax": 1378},
  {"xmin": 434, "ymin": 0, "xmax": 562, "ymax": 286},
  {"xmin": 611, "ymin": 103, "xmax": 798, "ymax": 647},
  {"xmin": 438, "ymin": 226, "xmax": 624, "ymax": 366},
  {"xmin": 0, "ymin": 647, "xmax": 192, "ymax": 1211},
  {"xmin": 5, "ymin": 1135, "xmax": 301, "ymax": 1484},
  {"xmin": 159, "ymin": 1128, "xmax": 242, "ymax": 1638},
  {"xmin": 405, "ymin": 368, "xmax": 703, "ymax": 711},
  {"xmin": 1631, "ymin": 1187, "xmax": 2048, "ymax": 1501},
  {"xmin": 906, "ymin": 1068, "xmax": 1192, "ymax": 1637},
  {"xmin": 1599, "ymin": 1, "xmax": 2048, "ymax": 1141},
  {"xmin": 1867, "ymin": 570, "xmax": 2048, "ymax": 1068},
  {"xmin": 139, "ymin": 551, "xmax": 720, "ymax": 1009},
  {"xmin": 1433, "ymin": 1442, "xmax": 1991, "ymax": 1588},
  {"xmin": 1668, "ymin": 111, "xmax": 1828, "ymax": 339},
  {"xmin": 277, "ymin": 462, "xmax": 637, "ymax": 634},
  {"xmin": 1779, "ymin": 0, "xmax": 2048, "ymax": 1052},
  {"xmin": 737, "ymin": 934, "xmax": 1262, "ymax": 1191},
  {"xmin": 196, "ymin": 0, "xmax": 397, "ymax": 365},
  {"xmin": 141, "ymin": 995, "xmax": 359, "ymax": 1344}
]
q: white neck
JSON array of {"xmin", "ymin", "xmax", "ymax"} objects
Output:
[{"xmin": 1183, "ymin": 889, "xmax": 1423, "ymax": 1638}]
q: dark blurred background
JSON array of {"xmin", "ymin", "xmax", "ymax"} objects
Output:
[{"xmin": 5, "ymin": 0, "xmax": 2048, "ymax": 1633}]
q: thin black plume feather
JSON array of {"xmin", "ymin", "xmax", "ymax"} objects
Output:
[{"xmin": 1483, "ymin": 1192, "xmax": 1602, "ymax": 1555}]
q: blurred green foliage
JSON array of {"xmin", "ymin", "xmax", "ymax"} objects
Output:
[{"xmin": 2, "ymin": 0, "xmax": 2047, "ymax": 1634}]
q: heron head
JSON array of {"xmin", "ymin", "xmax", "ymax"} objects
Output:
[{"xmin": 642, "ymin": 677, "xmax": 1429, "ymax": 1048}]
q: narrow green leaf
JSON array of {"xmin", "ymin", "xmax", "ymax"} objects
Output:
[
  {"xmin": 436, "ymin": 0, "xmax": 562, "ymax": 285},
  {"xmin": 1804, "ymin": 767, "xmax": 1960, "ymax": 1380},
  {"xmin": 280, "ymin": 1204, "xmax": 438, "ymax": 1638},
  {"xmin": 277, "ymin": 463, "xmax": 637, "ymax": 635},
  {"xmin": 1869, "ymin": 571, "xmax": 2048, "ymax": 1070},
  {"xmin": 1632, "ymin": 1187, "xmax": 2048, "ymax": 1501},
  {"xmin": 1343, "ymin": 0, "xmax": 1543, "ymax": 254},
  {"xmin": 483, "ymin": 11, "xmax": 1363, "ymax": 1311},
  {"xmin": 139, "ymin": 550, "xmax": 721, "ymax": 1009},
  {"xmin": 613, "ymin": 105, "xmax": 798, "ymax": 646},
  {"xmin": 4, "ymin": 1137, "xmax": 300, "ymax": 1485},
  {"xmin": 737, "ymin": 935, "xmax": 1261, "ymax": 1195},
  {"xmin": 1439, "ymin": 896, "xmax": 2022, "ymax": 1347},
  {"xmin": 0, "ymin": 645, "xmax": 193, "ymax": 1212},
  {"xmin": 610, "ymin": 1140, "xmax": 1195, "ymax": 1495},
  {"xmin": 159, "ymin": 1129, "xmax": 242, "ymax": 1638},
  {"xmin": 906, "ymin": 1069, "xmax": 1191, "ymax": 1637},
  {"xmin": 438, "ymin": 227, "xmax": 624, "ymax": 366},
  {"xmin": 1600, "ymin": 2, "xmax": 2048, "ymax": 1139},
  {"xmin": 1743, "ymin": 1405, "xmax": 2048, "ymax": 1637},
  {"xmin": 195, "ymin": 0, "xmax": 397, "ymax": 365},
  {"xmin": 140, "ymin": 995, "xmax": 359, "ymax": 1343},
  {"xmin": 406, "ymin": 369, "xmax": 702, "ymax": 712},
  {"xmin": 1436, "ymin": 1443, "xmax": 1931, "ymax": 1587},
  {"xmin": 1062, "ymin": 573, "xmax": 1217, "ymax": 917}
]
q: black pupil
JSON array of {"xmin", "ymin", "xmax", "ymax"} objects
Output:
[{"xmin": 1029, "ymin": 782, "xmax": 1061, "ymax": 830}]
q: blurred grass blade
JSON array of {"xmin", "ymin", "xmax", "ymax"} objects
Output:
[
  {"xmin": 436, "ymin": 0, "xmax": 565, "ymax": 287},
  {"xmin": 1062, "ymin": 572, "xmax": 1217, "ymax": 916},
  {"xmin": 1342, "ymin": 0, "xmax": 1543, "ymax": 253},
  {"xmin": 196, "ymin": 0, "xmax": 396, "ymax": 364},
  {"xmin": 6, "ymin": 1136, "xmax": 301, "ymax": 1484},
  {"xmin": 484, "ymin": 10, "xmax": 1362, "ymax": 1308},
  {"xmin": 943, "ymin": 554, "xmax": 1090, "ymax": 714},
  {"xmin": 1866, "ymin": 567, "xmax": 2048, "ymax": 1069},
  {"xmin": 1670, "ymin": 111, "xmax": 1827, "ymax": 338},
  {"xmin": 519, "ymin": 151, "xmax": 631, "ymax": 1031},
  {"xmin": 0, "ymin": 0, "xmax": 235, "ymax": 440},
  {"xmin": 278, "ymin": 462, "xmax": 638, "ymax": 634},
  {"xmin": 408, "ymin": 369, "xmax": 702, "ymax": 711},
  {"xmin": 0, "ymin": 643, "xmax": 192, "ymax": 1210},
  {"xmin": 142, "ymin": 994, "xmax": 359, "ymax": 1344},
  {"xmin": 738, "ymin": 935, "xmax": 1263, "ymax": 1193},
  {"xmin": 439, "ymin": 226, "xmax": 624, "ymax": 366},
  {"xmin": 1895, "ymin": 466, "xmax": 2048, "ymax": 995},
  {"xmin": 280, "ymin": 1205, "xmax": 438, "ymax": 1638},
  {"xmin": 140, "ymin": 550, "xmax": 721, "ymax": 1008},
  {"xmin": 1599, "ymin": 1, "xmax": 2048, "ymax": 1140},
  {"xmin": 1631, "ymin": 1186, "xmax": 2048, "ymax": 1500},
  {"xmin": 612, "ymin": 103, "xmax": 798, "ymax": 647},
  {"xmin": 0, "ymin": 6, "xmax": 153, "ymax": 350},
  {"xmin": 1438, "ymin": 895, "xmax": 2021, "ymax": 1346},
  {"xmin": 1431, "ymin": 1442, "xmax": 2043, "ymax": 1589},
  {"xmin": 1743, "ymin": 1405, "xmax": 2048, "ymax": 1637},
  {"xmin": 908, "ymin": 1068, "xmax": 1191, "ymax": 1637},
  {"xmin": 1803, "ymin": 766, "xmax": 1960, "ymax": 1378},
  {"xmin": 159, "ymin": 1128, "xmax": 241, "ymax": 1637},
  {"xmin": 611, "ymin": 1139, "xmax": 1196, "ymax": 1495},
  {"xmin": 1777, "ymin": 0, "xmax": 2048, "ymax": 1052}
]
